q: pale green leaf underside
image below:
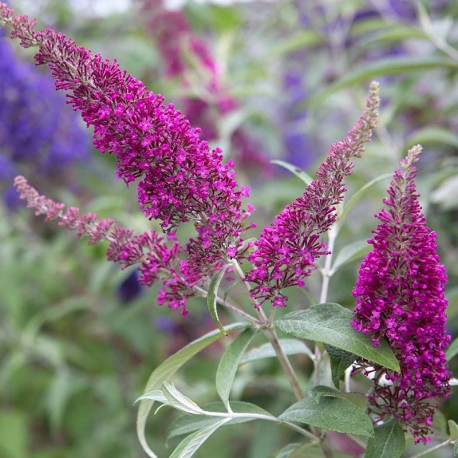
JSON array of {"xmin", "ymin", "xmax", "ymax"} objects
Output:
[
  {"xmin": 275, "ymin": 303, "xmax": 400, "ymax": 372},
  {"xmin": 271, "ymin": 160, "xmax": 313, "ymax": 186},
  {"xmin": 240, "ymin": 338, "xmax": 314, "ymax": 364},
  {"xmin": 216, "ymin": 328, "xmax": 258, "ymax": 410},
  {"xmin": 169, "ymin": 418, "xmax": 231, "ymax": 458},
  {"xmin": 207, "ymin": 264, "xmax": 232, "ymax": 335},
  {"xmin": 306, "ymin": 57, "xmax": 458, "ymax": 106},
  {"xmin": 136, "ymin": 323, "xmax": 248, "ymax": 457},
  {"xmin": 168, "ymin": 401, "xmax": 271, "ymax": 441},
  {"xmin": 446, "ymin": 338, "xmax": 458, "ymax": 362},
  {"xmin": 330, "ymin": 240, "xmax": 372, "ymax": 275}
]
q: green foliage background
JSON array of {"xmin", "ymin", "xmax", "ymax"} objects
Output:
[{"xmin": 1, "ymin": 0, "xmax": 457, "ymax": 457}]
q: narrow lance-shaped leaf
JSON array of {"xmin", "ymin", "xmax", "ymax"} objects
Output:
[
  {"xmin": 270, "ymin": 160, "xmax": 313, "ymax": 186},
  {"xmin": 275, "ymin": 303, "xmax": 400, "ymax": 372},
  {"xmin": 136, "ymin": 322, "xmax": 248, "ymax": 458},
  {"xmin": 364, "ymin": 419, "xmax": 405, "ymax": 458},
  {"xmin": 161, "ymin": 382, "xmax": 206, "ymax": 415},
  {"xmin": 338, "ymin": 173, "xmax": 392, "ymax": 228},
  {"xmin": 306, "ymin": 57, "xmax": 458, "ymax": 107},
  {"xmin": 446, "ymin": 338, "xmax": 458, "ymax": 362},
  {"xmin": 168, "ymin": 401, "xmax": 272, "ymax": 441},
  {"xmin": 207, "ymin": 264, "xmax": 231, "ymax": 335},
  {"xmin": 216, "ymin": 328, "xmax": 258, "ymax": 410},
  {"xmin": 169, "ymin": 418, "xmax": 232, "ymax": 458},
  {"xmin": 330, "ymin": 240, "xmax": 372, "ymax": 275},
  {"xmin": 240, "ymin": 338, "xmax": 314, "ymax": 364}
]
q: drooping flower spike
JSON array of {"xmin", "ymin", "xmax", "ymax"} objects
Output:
[
  {"xmin": 246, "ymin": 82, "xmax": 379, "ymax": 307},
  {"xmin": 14, "ymin": 176, "xmax": 194, "ymax": 315},
  {"xmin": 352, "ymin": 145, "xmax": 451, "ymax": 443},
  {"xmin": 0, "ymin": 4, "xmax": 252, "ymax": 288}
]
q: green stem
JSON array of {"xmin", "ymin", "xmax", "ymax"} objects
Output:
[
  {"xmin": 409, "ymin": 439, "xmax": 452, "ymax": 458},
  {"xmin": 193, "ymin": 285, "xmax": 261, "ymax": 326}
]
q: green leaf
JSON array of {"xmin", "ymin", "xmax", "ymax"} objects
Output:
[
  {"xmin": 306, "ymin": 58, "xmax": 458, "ymax": 106},
  {"xmin": 273, "ymin": 441, "xmax": 320, "ymax": 458},
  {"xmin": 271, "ymin": 29, "xmax": 322, "ymax": 57},
  {"xmin": 161, "ymin": 382, "xmax": 205, "ymax": 415},
  {"xmin": 207, "ymin": 265, "xmax": 231, "ymax": 335},
  {"xmin": 431, "ymin": 176, "xmax": 458, "ymax": 211},
  {"xmin": 448, "ymin": 420, "xmax": 458, "ymax": 441},
  {"xmin": 279, "ymin": 396, "xmax": 374, "ymax": 437},
  {"xmin": 275, "ymin": 303, "xmax": 400, "ymax": 372},
  {"xmin": 136, "ymin": 322, "xmax": 248, "ymax": 458},
  {"xmin": 240, "ymin": 338, "xmax": 314, "ymax": 364},
  {"xmin": 271, "ymin": 160, "xmax": 313, "ymax": 186},
  {"xmin": 330, "ymin": 240, "xmax": 372, "ymax": 275},
  {"xmin": 168, "ymin": 402, "xmax": 271, "ymax": 441},
  {"xmin": 361, "ymin": 25, "xmax": 428, "ymax": 46},
  {"xmin": 216, "ymin": 328, "xmax": 258, "ymax": 410},
  {"xmin": 364, "ymin": 419, "xmax": 405, "ymax": 458},
  {"xmin": 0, "ymin": 410, "xmax": 27, "ymax": 458},
  {"xmin": 169, "ymin": 418, "xmax": 232, "ymax": 458},
  {"xmin": 454, "ymin": 441, "xmax": 458, "ymax": 457},
  {"xmin": 446, "ymin": 338, "xmax": 458, "ymax": 362},
  {"xmin": 407, "ymin": 127, "xmax": 458, "ymax": 149},
  {"xmin": 324, "ymin": 345, "xmax": 357, "ymax": 388},
  {"xmin": 311, "ymin": 385, "xmax": 367, "ymax": 410},
  {"xmin": 339, "ymin": 174, "xmax": 392, "ymax": 227}
]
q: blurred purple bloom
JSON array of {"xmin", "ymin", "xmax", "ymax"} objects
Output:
[
  {"xmin": 0, "ymin": 31, "xmax": 89, "ymax": 205},
  {"xmin": 118, "ymin": 270, "xmax": 143, "ymax": 304}
]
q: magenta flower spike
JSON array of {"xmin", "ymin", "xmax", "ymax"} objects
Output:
[
  {"xmin": 14, "ymin": 176, "xmax": 194, "ymax": 314},
  {"xmin": 0, "ymin": 4, "xmax": 252, "ymax": 287},
  {"xmin": 246, "ymin": 82, "xmax": 379, "ymax": 307},
  {"xmin": 352, "ymin": 146, "xmax": 451, "ymax": 443}
]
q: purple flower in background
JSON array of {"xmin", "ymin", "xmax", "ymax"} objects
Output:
[
  {"xmin": 352, "ymin": 146, "xmax": 451, "ymax": 443},
  {"xmin": 281, "ymin": 65, "xmax": 314, "ymax": 169},
  {"xmin": 0, "ymin": 30, "xmax": 89, "ymax": 206},
  {"xmin": 141, "ymin": 0, "xmax": 272, "ymax": 177},
  {"xmin": 246, "ymin": 83, "xmax": 379, "ymax": 307},
  {"xmin": 118, "ymin": 270, "xmax": 143, "ymax": 304}
]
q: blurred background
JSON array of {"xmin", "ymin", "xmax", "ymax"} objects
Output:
[{"xmin": 1, "ymin": 0, "xmax": 457, "ymax": 456}]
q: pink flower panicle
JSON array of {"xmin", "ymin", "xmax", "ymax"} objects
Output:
[
  {"xmin": 141, "ymin": 0, "xmax": 272, "ymax": 176},
  {"xmin": 352, "ymin": 145, "xmax": 451, "ymax": 443},
  {"xmin": 14, "ymin": 176, "xmax": 193, "ymax": 315},
  {"xmin": 246, "ymin": 82, "xmax": 379, "ymax": 307},
  {"xmin": 0, "ymin": 4, "xmax": 251, "ymax": 287}
]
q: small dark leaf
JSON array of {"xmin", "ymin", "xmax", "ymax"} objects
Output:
[{"xmin": 325, "ymin": 344, "xmax": 357, "ymax": 388}]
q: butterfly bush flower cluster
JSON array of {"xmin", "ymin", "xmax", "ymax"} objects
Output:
[
  {"xmin": 352, "ymin": 145, "xmax": 451, "ymax": 443},
  {"xmin": 0, "ymin": 29, "xmax": 88, "ymax": 207},
  {"xmin": 14, "ymin": 176, "xmax": 194, "ymax": 314},
  {"xmin": 246, "ymin": 83, "xmax": 379, "ymax": 307},
  {"xmin": 0, "ymin": 4, "xmax": 254, "ymax": 292}
]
